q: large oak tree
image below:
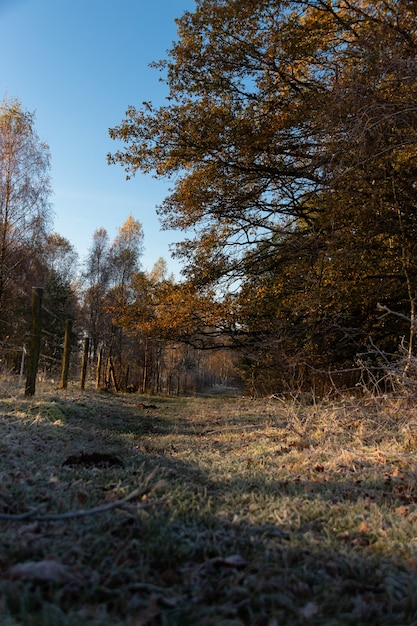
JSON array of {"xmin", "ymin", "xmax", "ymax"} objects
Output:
[{"xmin": 109, "ymin": 0, "xmax": 417, "ymax": 392}]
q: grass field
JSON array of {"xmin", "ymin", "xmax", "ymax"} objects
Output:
[{"xmin": 1, "ymin": 382, "xmax": 417, "ymax": 624}]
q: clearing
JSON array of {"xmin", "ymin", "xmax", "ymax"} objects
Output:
[{"xmin": 1, "ymin": 383, "xmax": 417, "ymax": 625}]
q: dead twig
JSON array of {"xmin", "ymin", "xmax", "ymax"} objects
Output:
[
  {"xmin": 0, "ymin": 480, "xmax": 166, "ymax": 522},
  {"xmin": 376, "ymin": 303, "xmax": 417, "ymax": 325}
]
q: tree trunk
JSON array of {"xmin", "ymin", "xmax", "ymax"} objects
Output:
[
  {"xmin": 80, "ymin": 337, "xmax": 90, "ymax": 390},
  {"xmin": 60, "ymin": 319, "xmax": 73, "ymax": 389}
]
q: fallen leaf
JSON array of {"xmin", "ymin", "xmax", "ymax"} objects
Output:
[
  {"xmin": 221, "ymin": 554, "xmax": 248, "ymax": 568},
  {"xmin": 299, "ymin": 602, "xmax": 319, "ymax": 619},
  {"xmin": 395, "ymin": 506, "xmax": 409, "ymax": 516},
  {"xmin": 200, "ymin": 554, "xmax": 248, "ymax": 571},
  {"xmin": 289, "ymin": 440, "xmax": 310, "ymax": 450},
  {"xmin": 8, "ymin": 559, "xmax": 76, "ymax": 584},
  {"xmin": 358, "ymin": 521, "xmax": 371, "ymax": 534}
]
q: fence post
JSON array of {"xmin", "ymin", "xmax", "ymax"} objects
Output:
[
  {"xmin": 25, "ymin": 287, "xmax": 43, "ymax": 396},
  {"xmin": 19, "ymin": 344, "xmax": 26, "ymax": 385},
  {"xmin": 80, "ymin": 337, "xmax": 90, "ymax": 390},
  {"xmin": 60, "ymin": 319, "xmax": 73, "ymax": 389},
  {"xmin": 96, "ymin": 347, "xmax": 103, "ymax": 390}
]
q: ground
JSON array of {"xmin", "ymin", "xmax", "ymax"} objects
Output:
[{"xmin": 1, "ymin": 382, "xmax": 417, "ymax": 625}]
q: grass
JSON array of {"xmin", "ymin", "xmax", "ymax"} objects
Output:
[{"xmin": 1, "ymin": 382, "xmax": 417, "ymax": 624}]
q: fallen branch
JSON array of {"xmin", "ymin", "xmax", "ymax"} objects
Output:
[{"xmin": 0, "ymin": 480, "xmax": 167, "ymax": 522}]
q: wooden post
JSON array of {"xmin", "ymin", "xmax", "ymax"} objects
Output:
[
  {"xmin": 19, "ymin": 344, "xmax": 26, "ymax": 385},
  {"xmin": 80, "ymin": 337, "xmax": 90, "ymax": 390},
  {"xmin": 95, "ymin": 348, "xmax": 103, "ymax": 389},
  {"xmin": 142, "ymin": 336, "xmax": 149, "ymax": 393},
  {"xmin": 60, "ymin": 319, "xmax": 73, "ymax": 389},
  {"xmin": 25, "ymin": 287, "xmax": 43, "ymax": 396},
  {"xmin": 105, "ymin": 356, "xmax": 111, "ymax": 388},
  {"xmin": 108, "ymin": 357, "xmax": 119, "ymax": 392}
]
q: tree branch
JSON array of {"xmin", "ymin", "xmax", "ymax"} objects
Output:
[{"xmin": 376, "ymin": 303, "xmax": 417, "ymax": 325}]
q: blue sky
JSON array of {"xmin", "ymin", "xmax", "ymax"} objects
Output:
[{"xmin": 0, "ymin": 0, "xmax": 195, "ymax": 277}]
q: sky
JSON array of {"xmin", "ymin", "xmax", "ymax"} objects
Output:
[{"xmin": 0, "ymin": 0, "xmax": 195, "ymax": 277}]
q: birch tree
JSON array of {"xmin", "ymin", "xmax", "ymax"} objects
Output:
[{"xmin": 0, "ymin": 97, "xmax": 52, "ymax": 312}]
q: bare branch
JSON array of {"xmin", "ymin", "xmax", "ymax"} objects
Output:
[
  {"xmin": 0, "ymin": 480, "xmax": 167, "ymax": 522},
  {"xmin": 376, "ymin": 303, "xmax": 417, "ymax": 325}
]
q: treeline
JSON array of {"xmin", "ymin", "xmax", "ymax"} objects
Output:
[
  {"xmin": 0, "ymin": 98, "xmax": 238, "ymax": 394},
  {"xmin": 2, "ymin": 0, "xmax": 417, "ymax": 397},
  {"xmin": 80, "ymin": 222, "xmax": 239, "ymax": 394}
]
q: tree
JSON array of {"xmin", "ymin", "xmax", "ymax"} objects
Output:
[
  {"xmin": 0, "ymin": 97, "xmax": 52, "ymax": 312},
  {"xmin": 0, "ymin": 96, "xmax": 52, "ymax": 371},
  {"xmin": 81, "ymin": 217, "xmax": 144, "ymax": 389},
  {"xmin": 82, "ymin": 227, "xmax": 112, "ymax": 360},
  {"xmin": 108, "ymin": 0, "xmax": 335, "ymax": 284},
  {"xmin": 107, "ymin": 215, "xmax": 144, "ymax": 328},
  {"xmin": 43, "ymin": 232, "xmax": 78, "ymax": 283},
  {"xmin": 109, "ymin": 0, "xmax": 417, "ymax": 393},
  {"xmin": 110, "ymin": 216, "xmax": 144, "ymax": 288},
  {"xmin": 40, "ymin": 234, "xmax": 79, "ymax": 373},
  {"xmin": 319, "ymin": 0, "xmax": 417, "ymax": 374},
  {"xmin": 105, "ymin": 257, "xmax": 236, "ymax": 393}
]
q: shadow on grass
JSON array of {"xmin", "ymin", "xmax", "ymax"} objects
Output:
[{"xmin": 1, "ymin": 389, "xmax": 417, "ymax": 624}]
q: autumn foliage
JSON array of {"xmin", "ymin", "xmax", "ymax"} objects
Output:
[
  {"xmin": 108, "ymin": 0, "xmax": 417, "ymax": 395},
  {"xmin": 1, "ymin": 2, "xmax": 417, "ymax": 396}
]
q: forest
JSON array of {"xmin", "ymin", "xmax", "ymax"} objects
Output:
[
  {"xmin": 1, "ymin": 0, "xmax": 416, "ymax": 398},
  {"xmin": 1, "ymin": 3, "xmax": 417, "ymax": 623}
]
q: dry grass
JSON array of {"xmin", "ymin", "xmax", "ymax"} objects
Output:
[{"xmin": 1, "ymin": 381, "xmax": 417, "ymax": 624}]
